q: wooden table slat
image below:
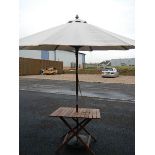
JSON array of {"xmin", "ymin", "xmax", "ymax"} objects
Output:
[
  {"xmin": 50, "ymin": 107, "xmax": 61, "ymax": 116},
  {"xmin": 57, "ymin": 108, "xmax": 66, "ymax": 116},
  {"xmin": 85, "ymin": 108, "xmax": 90, "ymax": 118},
  {"xmin": 74, "ymin": 108, "xmax": 83, "ymax": 117},
  {"xmin": 61, "ymin": 107, "xmax": 72, "ymax": 116},
  {"xmin": 88, "ymin": 109, "xmax": 93, "ymax": 118},
  {"xmin": 66, "ymin": 108, "xmax": 74, "ymax": 117},
  {"xmin": 96, "ymin": 109, "xmax": 101, "ymax": 118},
  {"xmin": 68, "ymin": 108, "xmax": 76, "ymax": 117},
  {"xmin": 81, "ymin": 108, "xmax": 87, "ymax": 117},
  {"xmin": 92, "ymin": 109, "xmax": 97, "ymax": 118},
  {"xmin": 50, "ymin": 107, "xmax": 101, "ymax": 119}
]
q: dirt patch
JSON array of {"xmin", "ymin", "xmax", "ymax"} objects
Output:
[{"xmin": 20, "ymin": 74, "xmax": 135, "ymax": 84}]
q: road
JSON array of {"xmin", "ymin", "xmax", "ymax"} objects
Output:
[
  {"xmin": 19, "ymin": 78, "xmax": 135, "ymax": 155},
  {"xmin": 20, "ymin": 78, "xmax": 135, "ymax": 103}
]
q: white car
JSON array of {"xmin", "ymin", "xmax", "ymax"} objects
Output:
[{"xmin": 102, "ymin": 67, "xmax": 119, "ymax": 78}]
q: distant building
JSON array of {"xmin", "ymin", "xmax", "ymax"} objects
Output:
[
  {"xmin": 110, "ymin": 58, "xmax": 135, "ymax": 66},
  {"xmin": 19, "ymin": 50, "xmax": 85, "ymax": 69}
]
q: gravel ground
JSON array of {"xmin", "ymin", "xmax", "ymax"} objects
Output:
[
  {"xmin": 20, "ymin": 74, "xmax": 135, "ymax": 84},
  {"xmin": 20, "ymin": 80, "xmax": 135, "ymax": 155}
]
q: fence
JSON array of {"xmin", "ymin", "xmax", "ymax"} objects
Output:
[{"xmin": 19, "ymin": 57, "xmax": 63, "ymax": 76}]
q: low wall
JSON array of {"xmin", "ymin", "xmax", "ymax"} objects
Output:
[{"xmin": 19, "ymin": 57, "xmax": 63, "ymax": 76}]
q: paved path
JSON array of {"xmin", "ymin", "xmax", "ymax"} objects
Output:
[{"xmin": 20, "ymin": 74, "xmax": 135, "ymax": 84}]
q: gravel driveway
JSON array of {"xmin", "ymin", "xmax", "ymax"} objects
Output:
[{"xmin": 20, "ymin": 74, "xmax": 135, "ymax": 84}]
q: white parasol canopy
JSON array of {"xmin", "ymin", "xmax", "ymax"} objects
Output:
[{"xmin": 20, "ymin": 15, "xmax": 134, "ymax": 51}]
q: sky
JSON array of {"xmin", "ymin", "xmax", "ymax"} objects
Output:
[{"xmin": 19, "ymin": 0, "xmax": 135, "ymax": 63}]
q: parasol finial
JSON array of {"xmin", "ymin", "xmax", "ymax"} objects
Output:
[{"xmin": 75, "ymin": 14, "xmax": 79, "ymax": 19}]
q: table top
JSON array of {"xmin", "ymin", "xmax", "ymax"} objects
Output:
[{"xmin": 49, "ymin": 107, "xmax": 101, "ymax": 119}]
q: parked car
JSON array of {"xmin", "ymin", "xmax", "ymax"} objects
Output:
[
  {"xmin": 101, "ymin": 67, "xmax": 119, "ymax": 78},
  {"xmin": 42, "ymin": 67, "xmax": 58, "ymax": 75}
]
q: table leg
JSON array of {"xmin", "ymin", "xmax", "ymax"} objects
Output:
[
  {"xmin": 61, "ymin": 118, "xmax": 89, "ymax": 138},
  {"xmin": 56, "ymin": 117, "xmax": 96, "ymax": 155},
  {"xmin": 56, "ymin": 117, "xmax": 90, "ymax": 151},
  {"xmin": 72, "ymin": 118, "xmax": 97, "ymax": 142},
  {"xmin": 77, "ymin": 136, "xmax": 95, "ymax": 155},
  {"xmin": 70, "ymin": 119, "xmax": 95, "ymax": 155},
  {"xmin": 62, "ymin": 118, "xmax": 96, "ymax": 141},
  {"xmin": 56, "ymin": 117, "xmax": 78, "ymax": 152}
]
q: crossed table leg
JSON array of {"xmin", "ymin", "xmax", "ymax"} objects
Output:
[{"xmin": 56, "ymin": 116, "xmax": 96, "ymax": 155}]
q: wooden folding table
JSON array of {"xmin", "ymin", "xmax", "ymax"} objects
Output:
[{"xmin": 49, "ymin": 107, "xmax": 101, "ymax": 155}]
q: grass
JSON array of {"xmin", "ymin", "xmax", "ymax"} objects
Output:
[
  {"xmin": 114, "ymin": 66, "xmax": 135, "ymax": 76},
  {"xmin": 64, "ymin": 66, "xmax": 135, "ymax": 76}
]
